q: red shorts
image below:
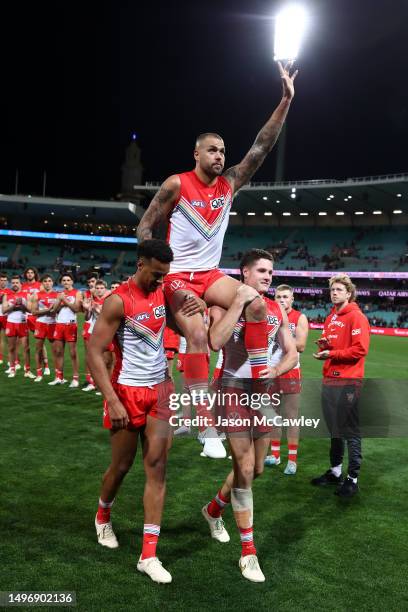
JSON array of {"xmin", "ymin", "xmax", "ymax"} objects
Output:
[
  {"xmin": 82, "ymin": 321, "xmax": 91, "ymax": 340},
  {"xmin": 103, "ymin": 380, "xmax": 174, "ymax": 429},
  {"xmin": 0, "ymin": 315, "xmax": 7, "ymax": 330},
  {"xmin": 5, "ymin": 322, "xmax": 28, "ymax": 338},
  {"xmin": 163, "ymin": 269, "xmax": 225, "ymax": 301},
  {"xmin": 34, "ymin": 321, "xmax": 56, "ymax": 341},
  {"xmin": 163, "ymin": 327, "xmax": 180, "ymax": 352},
  {"xmin": 54, "ymin": 322, "xmax": 78, "ymax": 342},
  {"xmin": 278, "ymin": 368, "xmax": 302, "ymax": 395},
  {"xmin": 27, "ymin": 315, "xmax": 36, "ymax": 332}
]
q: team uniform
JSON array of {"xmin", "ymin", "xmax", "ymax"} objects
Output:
[
  {"xmin": 0, "ymin": 287, "xmax": 13, "ymax": 330},
  {"xmin": 54, "ymin": 290, "xmax": 78, "ymax": 342},
  {"xmin": 103, "ymin": 278, "xmax": 173, "ymax": 430},
  {"xmin": 5, "ymin": 292, "xmax": 28, "ymax": 337},
  {"xmin": 87, "ymin": 294, "xmax": 115, "ymax": 352},
  {"xmin": 163, "ymin": 171, "xmax": 232, "ymax": 301},
  {"xmin": 22, "ymin": 281, "xmax": 42, "ymax": 332},
  {"xmin": 275, "ymin": 308, "xmax": 302, "ymax": 394},
  {"xmin": 215, "ymin": 297, "xmax": 283, "ymax": 434},
  {"xmin": 82, "ymin": 289, "xmax": 93, "ymax": 340},
  {"xmin": 34, "ymin": 290, "xmax": 58, "ymax": 340}
]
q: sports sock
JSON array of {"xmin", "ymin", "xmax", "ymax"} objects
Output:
[
  {"xmin": 184, "ymin": 353, "xmax": 213, "ymax": 431},
  {"xmin": 331, "ymin": 464, "xmax": 342, "ymax": 477},
  {"xmin": 271, "ymin": 440, "xmax": 281, "ymax": 461},
  {"xmin": 288, "ymin": 443, "xmax": 298, "ymax": 463},
  {"xmin": 96, "ymin": 497, "xmax": 114, "ymax": 524},
  {"xmin": 73, "ymin": 374, "xmax": 79, "ymax": 381},
  {"xmin": 231, "ymin": 488, "xmax": 256, "ymax": 557},
  {"xmin": 207, "ymin": 489, "xmax": 230, "ymax": 518},
  {"xmin": 24, "ymin": 364, "xmax": 30, "ymax": 373},
  {"xmin": 56, "ymin": 369, "xmax": 63, "ymax": 381},
  {"xmin": 244, "ymin": 320, "xmax": 268, "ymax": 379},
  {"xmin": 36, "ymin": 368, "xmax": 43, "ymax": 377},
  {"xmin": 43, "ymin": 357, "xmax": 49, "ymax": 367},
  {"xmin": 141, "ymin": 524, "xmax": 160, "ymax": 559}
]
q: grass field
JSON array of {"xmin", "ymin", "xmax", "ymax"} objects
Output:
[{"xmin": 1, "ymin": 328, "xmax": 407, "ymax": 611}]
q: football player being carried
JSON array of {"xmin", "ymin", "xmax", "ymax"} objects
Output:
[
  {"xmin": 202, "ymin": 249, "xmax": 297, "ymax": 583},
  {"xmin": 137, "ymin": 62, "xmax": 298, "ymax": 457}
]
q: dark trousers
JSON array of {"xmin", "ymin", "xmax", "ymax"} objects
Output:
[{"xmin": 321, "ymin": 383, "xmax": 362, "ymax": 479}]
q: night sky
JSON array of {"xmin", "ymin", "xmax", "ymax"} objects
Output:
[{"xmin": 2, "ymin": 0, "xmax": 407, "ymax": 200}]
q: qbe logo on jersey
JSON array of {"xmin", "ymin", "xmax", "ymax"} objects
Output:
[
  {"xmin": 153, "ymin": 305, "xmax": 166, "ymax": 319},
  {"xmin": 210, "ymin": 195, "xmax": 225, "ymax": 210}
]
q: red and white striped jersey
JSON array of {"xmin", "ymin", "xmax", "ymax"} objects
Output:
[
  {"xmin": 167, "ymin": 170, "xmax": 232, "ymax": 272},
  {"xmin": 112, "ymin": 278, "xmax": 167, "ymax": 386}
]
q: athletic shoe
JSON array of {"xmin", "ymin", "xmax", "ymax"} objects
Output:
[
  {"xmin": 24, "ymin": 371, "xmax": 36, "ymax": 379},
  {"xmin": 48, "ymin": 378, "xmax": 67, "ymax": 386},
  {"xmin": 82, "ymin": 383, "xmax": 96, "ymax": 392},
  {"xmin": 0, "ymin": 359, "xmax": 3, "ymax": 365},
  {"xmin": 174, "ymin": 424, "xmax": 191, "ymax": 436},
  {"xmin": 43, "ymin": 367, "xmax": 51, "ymax": 376},
  {"xmin": 201, "ymin": 505, "xmax": 230, "ymax": 543},
  {"xmin": 335, "ymin": 476, "xmax": 359, "ymax": 498},
  {"xmin": 202, "ymin": 435, "xmax": 227, "ymax": 459},
  {"xmin": 239, "ymin": 555, "xmax": 265, "ymax": 583},
  {"xmin": 15, "ymin": 363, "xmax": 21, "ymax": 370},
  {"xmin": 264, "ymin": 455, "xmax": 281, "ymax": 467},
  {"xmin": 311, "ymin": 469, "xmax": 343, "ymax": 487},
  {"xmin": 69, "ymin": 379, "xmax": 79, "ymax": 388},
  {"xmin": 137, "ymin": 556, "xmax": 172, "ymax": 584},
  {"xmin": 34, "ymin": 376, "xmax": 43, "ymax": 383},
  {"xmin": 7, "ymin": 371, "xmax": 16, "ymax": 378},
  {"xmin": 284, "ymin": 460, "xmax": 297, "ymax": 475},
  {"xmin": 95, "ymin": 516, "xmax": 119, "ymax": 549},
  {"xmin": 5, "ymin": 367, "xmax": 12, "ymax": 374},
  {"xmin": 95, "ymin": 391, "xmax": 102, "ymax": 396}
]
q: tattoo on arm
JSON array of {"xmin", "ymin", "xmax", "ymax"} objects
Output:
[{"xmin": 137, "ymin": 179, "xmax": 179, "ymax": 241}]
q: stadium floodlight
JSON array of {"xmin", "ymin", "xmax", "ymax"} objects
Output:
[
  {"xmin": 262, "ymin": 196, "xmax": 268, "ymax": 200},
  {"xmin": 393, "ymin": 210, "xmax": 403, "ymax": 214},
  {"xmin": 336, "ymin": 211, "xmax": 345, "ymax": 216},
  {"xmin": 247, "ymin": 212, "xmax": 256, "ymax": 216},
  {"xmin": 264, "ymin": 212, "xmax": 273, "ymax": 216},
  {"xmin": 290, "ymin": 193, "xmax": 296, "ymax": 199},
  {"xmin": 274, "ymin": 4, "xmax": 308, "ymax": 61},
  {"xmin": 299, "ymin": 212, "xmax": 308, "ymax": 216},
  {"xmin": 396, "ymin": 193, "xmax": 402, "ymax": 198},
  {"xmin": 229, "ymin": 211, "xmax": 237, "ymax": 216},
  {"xmin": 276, "ymin": 200, "xmax": 280, "ymax": 203},
  {"xmin": 282, "ymin": 212, "xmax": 291, "ymax": 216},
  {"xmin": 318, "ymin": 211, "xmax": 327, "ymax": 216},
  {"xmin": 355, "ymin": 211, "xmax": 364, "ymax": 215},
  {"xmin": 373, "ymin": 210, "xmax": 382, "ymax": 215}
]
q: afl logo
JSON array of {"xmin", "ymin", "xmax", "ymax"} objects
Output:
[
  {"xmin": 153, "ymin": 305, "xmax": 166, "ymax": 319},
  {"xmin": 210, "ymin": 196, "xmax": 225, "ymax": 210},
  {"xmin": 135, "ymin": 312, "xmax": 150, "ymax": 322},
  {"xmin": 191, "ymin": 200, "xmax": 206, "ymax": 208}
]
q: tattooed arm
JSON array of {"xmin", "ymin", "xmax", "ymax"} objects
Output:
[
  {"xmin": 136, "ymin": 174, "xmax": 181, "ymax": 241},
  {"xmin": 223, "ymin": 62, "xmax": 298, "ymax": 194}
]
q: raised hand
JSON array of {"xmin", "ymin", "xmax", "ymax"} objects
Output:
[{"xmin": 277, "ymin": 60, "xmax": 298, "ymax": 101}]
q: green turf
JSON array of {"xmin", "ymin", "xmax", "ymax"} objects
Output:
[{"xmin": 1, "ymin": 327, "xmax": 407, "ymax": 611}]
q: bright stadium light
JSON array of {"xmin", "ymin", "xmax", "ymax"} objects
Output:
[
  {"xmin": 318, "ymin": 212, "xmax": 327, "ymax": 216},
  {"xmin": 282, "ymin": 212, "xmax": 291, "ymax": 216},
  {"xmin": 274, "ymin": 4, "xmax": 308, "ymax": 61},
  {"xmin": 336, "ymin": 211, "xmax": 345, "ymax": 216},
  {"xmin": 262, "ymin": 196, "xmax": 268, "ymax": 200},
  {"xmin": 299, "ymin": 212, "xmax": 308, "ymax": 216},
  {"xmin": 264, "ymin": 211, "xmax": 273, "ymax": 216},
  {"xmin": 247, "ymin": 212, "xmax": 256, "ymax": 216},
  {"xmin": 393, "ymin": 210, "xmax": 403, "ymax": 214},
  {"xmin": 229, "ymin": 211, "xmax": 237, "ymax": 216},
  {"xmin": 373, "ymin": 210, "xmax": 382, "ymax": 215}
]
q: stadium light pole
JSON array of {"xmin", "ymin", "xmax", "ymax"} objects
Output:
[{"xmin": 273, "ymin": 4, "xmax": 308, "ymax": 182}]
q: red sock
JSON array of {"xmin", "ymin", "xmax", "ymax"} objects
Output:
[
  {"xmin": 288, "ymin": 443, "xmax": 298, "ymax": 463},
  {"xmin": 239, "ymin": 527, "xmax": 257, "ymax": 557},
  {"xmin": 271, "ymin": 440, "xmax": 281, "ymax": 460},
  {"xmin": 86, "ymin": 372, "xmax": 92, "ymax": 384},
  {"xmin": 207, "ymin": 489, "xmax": 230, "ymax": 518},
  {"xmin": 56, "ymin": 369, "xmax": 63, "ymax": 381},
  {"xmin": 184, "ymin": 353, "xmax": 213, "ymax": 431},
  {"xmin": 24, "ymin": 364, "xmax": 30, "ymax": 373},
  {"xmin": 244, "ymin": 320, "xmax": 268, "ymax": 379},
  {"xmin": 37, "ymin": 368, "xmax": 42, "ymax": 377},
  {"xmin": 44, "ymin": 358, "xmax": 49, "ymax": 367},
  {"xmin": 141, "ymin": 524, "xmax": 160, "ymax": 559},
  {"xmin": 73, "ymin": 374, "xmax": 79, "ymax": 381},
  {"xmin": 96, "ymin": 498, "xmax": 114, "ymax": 524}
]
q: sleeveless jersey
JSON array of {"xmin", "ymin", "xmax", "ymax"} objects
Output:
[
  {"xmin": 167, "ymin": 170, "xmax": 232, "ymax": 272},
  {"xmin": 112, "ymin": 278, "xmax": 167, "ymax": 386},
  {"xmin": 0, "ymin": 287, "xmax": 12, "ymax": 316},
  {"xmin": 88, "ymin": 294, "xmax": 109, "ymax": 334},
  {"xmin": 273, "ymin": 308, "xmax": 302, "ymax": 371},
  {"xmin": 222, "ymin": 297, "xmax": 283, "ymax": 378},
  {"xmin": 36, "ymin": 290, "xmax": 59, "ymax": 324},
  {"xmin": 22, "ymin": 281, "xmax": 42, "ymax": 297},
  {"xmin": 6, "ymin": 291, "xmax": 28, "ymax": 323},
  {"xmin": 56, "ymin": 289, "xmax": 78, "ymax": 323}
]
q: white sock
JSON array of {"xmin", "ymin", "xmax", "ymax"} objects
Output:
[{"xmin": 331, "ymin": 464, "xmax": 342, "ymax": 477}]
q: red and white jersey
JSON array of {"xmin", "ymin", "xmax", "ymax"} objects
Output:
[
  {"xmin": 56, "ymin": 289, "xmax": 78, "ymax": 323},
  {"xmin": 6, "ymin": 291, "xmax": 28, "ymax": 323},
  {"xmin": 0, "ymin": 287, "xmax": 12, "ymax": 316},
  {"xmin": 222, "ymin": 297, "xmax": 283, "ymax": 378},
  {"xmin": 22, "ymin": 281, "xmax": 42, "ymax": 297},
  {"xmin": 167, "ymin": 170, "xmax": 232, "ymax": 272},
  {"xmin": 89, "ymin": 294, "xmax": 110, "ymax": 334},
  {"xmin": 273, "ymin": 308, "xmax": 302, "ymax": 371},
  {"xmin": 112, "ymin": 278, "xmax": 167, "ymax": 386},
  {"xmin": 36, "ymin": 290, "xmax": 59, "ymax": 324}
]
